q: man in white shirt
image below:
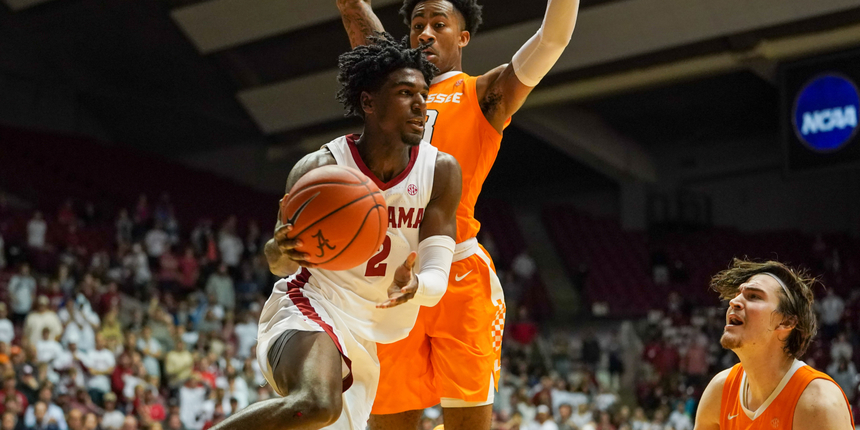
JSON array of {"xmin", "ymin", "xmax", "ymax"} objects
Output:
[
  {"xmin": 233, "ymin": 312, "xmax": 257, "ymax": 360},
  {"xmin": 24, "ymin": 387, "xmax": 68, "ymax": 430},
  {"xmin": 35, "ymin": 328, "xmax": 63, "ymax": 365},
  {"xmin": 100, "ymin": 392, "xmax": 126, "ymax": 430},
  {"xmin": 179, "ymin": 375, "xmax": 208, "ymax": 430},
  {"xmin": 0, "ymin": 304, "xmax": 14, "ymax": 344},
  {"xmin": 23, "ymin": 296, "xmax": 63, "ymax": 346},
  {"xmin": 144, "ymin": 222, "xmax": 170, "ymax": 259},
  {"xmin": 80, "ymin": 334, "xmax": 115, "ymax": 404},
  {"xmin": 59, "ymin": 299, "xmax": 100, "ymax": 353},
  {"xmin": 217, "ymin": 222, "xmax": 243, "ymax": 269},
  {"xmin": 666, "ymin": 402, "xmax": 692, "ymax": 430},
  {"xmin": 137, "ymin": 325, "xmax": 163, "ymax": 379},
  {"xmin": 10, "ymin": 264, "xmax": 37, "ymax": 322},
  {"xmin": 27, "ymin": 212, "xmax": 47, "ymax": 249},
  {"xmin": 528, "ymin": 405, "xmax": 559, "ymax": 430}
]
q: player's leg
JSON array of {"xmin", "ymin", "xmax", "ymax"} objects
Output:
[
  {"xmin": 431, "ymin": 245, "xmax": 505, "ymax": 430},
  {"xmin": 441, "ymin": 405, "xmax": 493, "ymax": 430},
  {"xmin": 213, "ymin": 330, "xmax": 343, "ymax": 430},
  {"xmin": 369, "ymin": 309, "xmax": 437, "ymax": 430},
  {"xmin": 367, "ymin": 411, "xmax": 424, "ymax": 430}
]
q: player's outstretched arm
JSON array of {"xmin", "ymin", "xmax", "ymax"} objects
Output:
[
  {"xmin": 336, "ymin": 0, "xmax": 385, "ymax": 48},
  {"xmin": 693, "ymin": 368, "xmax": 730, "ymax": 430},
  {"xmin": 793, "ymin": 379, "xmax": 853, "ymax": 430},
  {"xmin": 378, "ymin": 153, "xmax": 462, "ymax": 308},
  {"xmin": 476, "ymin": 0, "xmax": 580, "ymax": 133},
  {"xmin": 266, "ymin": 148, "xmax": 337, "ymax": 277}
]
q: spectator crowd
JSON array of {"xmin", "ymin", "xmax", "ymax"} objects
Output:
[{"xmin": 1, "ymin": 193, "xmax": 859, "ymax": 430}]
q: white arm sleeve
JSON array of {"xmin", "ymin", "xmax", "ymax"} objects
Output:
[
  {"xmin": 410, "ymin": 235, "xmax": 456, "ymax": 307},
  {"xmin": 511, "ymin": 0, "xmax": 579, "ymax": 87}
]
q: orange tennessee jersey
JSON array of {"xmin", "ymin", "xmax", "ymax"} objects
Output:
[
  {"xmin": 719, "ymin": 361, "xmax": 854, "ymax": 429},
  {"xmin": 423, "ymin": 71, "xmax": 511, "ymax": 244}
]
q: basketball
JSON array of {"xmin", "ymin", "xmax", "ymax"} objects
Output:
[{"xmin": 280, "ymin": 165, "xmax": 387, "ymax": 271}]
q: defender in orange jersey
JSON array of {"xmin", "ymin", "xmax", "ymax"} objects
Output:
[
  {"xmin": 694, "ymin": 259, "xmax": 853, "ymax": 430},
  {"xmin": 335, "ymin": 0, "xmax": 580, "ymax": 429}
]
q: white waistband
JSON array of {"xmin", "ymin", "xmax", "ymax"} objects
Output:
[{"xmin": 453, "ymin": 237, "xmax": 480, "ymax": 262}]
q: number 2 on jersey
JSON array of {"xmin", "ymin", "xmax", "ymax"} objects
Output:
[
  {"xmin": 365, "ymin": 236, "xmax": 392, "ymax": 276},
  {"xmin": 423, "ymin": 109, "xmax": 438, "ymax": 143}
]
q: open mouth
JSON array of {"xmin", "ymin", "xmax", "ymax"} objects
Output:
[
  {"xmin": 407, "ymin": 118, "xmax": 425, "ymax": 131},
  {"xmin": 727, "ymin": 315, "xmax": 744, "ymax": 326}
]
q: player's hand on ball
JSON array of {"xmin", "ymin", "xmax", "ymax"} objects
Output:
[
  {"xmin": 377, "ymin": 252, "xmax": 418, "ymax": 308},
  {"xmin": 273, "ymin": 224, "xmax": 317, "ymax": 268},
  {"xmin": 275, "ymin": 194, "xmax": 317, "ymax": 268}
]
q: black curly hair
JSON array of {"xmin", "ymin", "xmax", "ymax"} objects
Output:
[
  {"xmin": 336, "ymin": 33, "xmax": 438, "ymax": 119},
  {"xmin": 400, "ymin": 0, "xmax": 483, "ymax": 35}
]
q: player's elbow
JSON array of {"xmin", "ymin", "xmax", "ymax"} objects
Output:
[
  {"xmin": 336, "ymin": 0, "xmax": 365, "ymax": 12},
  {"xmin": 537, "ymin": 30, "xmax": 571, "ymax": 51}
]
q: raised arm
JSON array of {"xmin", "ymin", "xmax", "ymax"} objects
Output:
[
  {"xmin": 265, "ymin": 148, "xmax": 337, "ymax": 277},
  {"xmin": 476, "ymin": 0, "xmax": 580, "ymax": 132},
  {"xmin": 378, "ymin": 152, "xmax": 462, "ymax": 309},
  {"xmin": 336, "ymin": 0, "xmax": 385, "ymax": 48}
]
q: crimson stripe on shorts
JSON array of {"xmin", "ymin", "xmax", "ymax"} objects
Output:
[{"xmin": 286, "ymin": 268, "xmax": 354, "ymax": 392}]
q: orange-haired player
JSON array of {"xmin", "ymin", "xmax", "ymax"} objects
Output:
[
  {"xmin": 336, "ymin": 0, "xmax": 580, "ymax": 429},
  {"xmin": 694, "ymin": 259, "xmax": 853, "ymax": 430}
]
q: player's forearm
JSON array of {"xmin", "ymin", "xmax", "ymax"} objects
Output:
[
  {"xmin": 264, "ymin": 239, "xmax": 299, "ymax": 277},
  {"xmin": 410, "ymin": 236, "xmax": 456, "ymax": 307},
  {"xmin": 336, "ymin": 0, "xmax": 384, "ymax": 48},
  {"xmin": 512, "ymin": 0, "xmax": 579, "ymax": 87}
]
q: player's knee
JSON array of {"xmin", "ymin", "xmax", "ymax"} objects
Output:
[{"xmin": 288, "ymin": 390, "xmax": 342, "ymax": 426}]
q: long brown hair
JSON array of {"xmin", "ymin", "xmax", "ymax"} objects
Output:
[{"xmin": 710, "ymin": 258, "xmax": 818, "ymax": 358}]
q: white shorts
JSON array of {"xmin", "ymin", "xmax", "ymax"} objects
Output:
[{"xmin": 256, "ymin": 275, "xmax": 379, "ymax": 430}]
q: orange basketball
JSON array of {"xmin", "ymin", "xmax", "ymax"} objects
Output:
[{"xmin": 280, "ymin": 165, "xmax": 387, "ymax": 271}]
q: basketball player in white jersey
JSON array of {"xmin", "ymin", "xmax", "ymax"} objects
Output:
[{"xmin": 212, "ymin": 35, "xmax": 462, "ymax": 430}]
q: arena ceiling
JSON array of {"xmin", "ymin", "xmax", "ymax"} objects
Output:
[{"xmin": 2, "ymin": 0, "xmax": 860, "ymax": 183}]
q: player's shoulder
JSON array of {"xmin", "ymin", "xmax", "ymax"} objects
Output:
[
  {"xmin": 794, "ymin": 377, "xmax": 852, "ymax": 430},
  {"xmin": 286, "ymin": 146, "xmax": 337, "ymax": 191},
  {"xmin": 297, "ymin": 146, "xmax": 337, "ymax": 170},
  {"xmin": 433, "ymin": 151, "xmax": 461, "ymax": 176},
  {"xmin": 694, "ymin": 368, "xmax": 733, "ymax": 429},
  {"xmin": 701, "ymin": 367, "xmax": 733, "ymax": 401}
]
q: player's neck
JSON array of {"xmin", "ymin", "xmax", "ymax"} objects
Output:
[
  {"xmin": 738, "ymin": 350, "xmax": 795, "ymax": 410},
  {"xmin": 354, "ymin": 130, "xmax": 412, "ymax": 183}
]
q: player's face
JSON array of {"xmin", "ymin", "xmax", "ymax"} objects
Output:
[
  {"xmin": 371, "ymin": 68, "xmax": 429, "ymax": 146},
  {"xmin": 720, "ymin": 274, "xmax": 786, "ymax": 351},
  {"xmin": 409, "ymin": 0, "xmax": 470, "ymax": 73}
]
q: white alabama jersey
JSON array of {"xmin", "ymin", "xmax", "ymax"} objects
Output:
[{"xmin": 266, "ymin": 134, "xmax": 437, "ymax": 344}]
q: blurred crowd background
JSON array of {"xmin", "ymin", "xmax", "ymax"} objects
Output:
[{"xmin": 0, "ymin": 189, "xmax": 858, "ymax": 430}]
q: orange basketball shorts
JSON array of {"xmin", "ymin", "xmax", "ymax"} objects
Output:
[{"xmin": 372, "ymin": 240, "xmax": 506, "ymax": 414}]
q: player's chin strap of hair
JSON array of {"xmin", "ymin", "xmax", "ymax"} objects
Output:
[
  {"xmin": 511, "ymin": 0, "xmax": 580, "ymax": 87},
  {"xmin": 761, "ymin": 272, "xmax": 797, "ymax": 309},
  {"xmin": 410, "ymin": 235, "xmax": 456, "ymax": 307}
]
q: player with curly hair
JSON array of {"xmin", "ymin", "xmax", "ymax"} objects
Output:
[
  {"xmin": 218, "ymin": 35, "xmax": 462, "ymax": 430},
  {"xmin": 693, "ymin": 258, "xmax": 853, "ymax": 430},
  {"xmin": 334, "ymin": 0, "xmax": 581, "ymax": 429}
]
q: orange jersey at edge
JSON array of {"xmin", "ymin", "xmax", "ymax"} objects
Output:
[
  {"xmin": 719, "ymin": 362, "xmax": 854, "ymax": 429},
  {"xmin": 425, "ymin": 72, "xmax": 510, "ymax": 244}
]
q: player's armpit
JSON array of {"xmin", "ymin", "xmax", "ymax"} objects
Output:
[
  {"xmin": 793, "ymin": 379, "xmax": 853, "ymax": 430},
  {"xmin": 336, "ymin": 0, "xmax": 385, "ymax": 48},
  {"xmin": 693, "ymin": 368, "xmax": 731, "ymax": 430}
]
